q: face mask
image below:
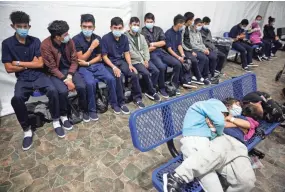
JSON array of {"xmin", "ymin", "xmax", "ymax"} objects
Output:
[
  {"xmin": 61, "ymin": 35, "xmax": 70, "ymax": 43},
  {"xmin": 229, "ymin": 104, "xmax": 242, "ymax": 116},
  {"xmin": 82, "ymin": 29, "xmax": 93, "ymax": 37},
  {"xmin": 196, "ymin": 26, "xmax": 202, "ymax": 31},
  {"xmin": 242, "ymin": 26, "xmax": 247, "ymax": 30},
  {"xmin": 112, "ymin": 30, "xmax": 122, "ymax": 37},
  {"xmin": 256, "ymin": 20, "xmax": 261, "ymax": 24},
  {"xmin": 145, "ymin": 23, "xmax": 154, "ymax": 29},
  {"xmin": 131, "ymin": 26, "xmax": 140, "ymax": 33},
  {"xmin": 179, "ymin": 26, "xmax": 185, "ymax": 31},
  {"xmin": 272, "ymin": 22, "xmax": 275, "ymax": 26},
  {"xmin": 16, "ymin": 28, "xmax": 29, "ymax": 38},
  {"xmin": 203, "ymin": 25, "xmax": 209, "ymax": 30}
]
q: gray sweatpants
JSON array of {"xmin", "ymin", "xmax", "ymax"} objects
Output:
[{"xmin": 175, "ymin": 135, "xmax": 256, "ymax": 192}]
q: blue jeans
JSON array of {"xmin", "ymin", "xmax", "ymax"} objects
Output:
[{"xmin": 79, "ymin": 63, "xmax": 118, "ymax": 112}]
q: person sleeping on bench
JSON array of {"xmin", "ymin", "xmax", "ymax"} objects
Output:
[{"xmin": 163, "ymin": 98, "xmax": 256, "ymax": 192}]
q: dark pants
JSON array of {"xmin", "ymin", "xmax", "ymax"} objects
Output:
[
  {"xmin": 272, "ymin": 40, "xmax": 282, "ymax": 54},
  {"xmin": 11, "ymin": 75, "xmax": 60, "ymax": 131},
  {"xmin": 79, "ymin": 63, "xmax": 118, "ymax": 112},
  {"xmin": 261, "ymin": 40, "xmax": 272, "ymax": 57},
  {"xmin": 216, "ymin": 50, "xmax": 226, "ymax": 72},
  {"xmin": 207, "ymin": 51, "xmax": 218, "ymax": 77},
  {"xmin": 150, "ymin": 50, "xmax": 182, "ymax": 88},
  {"xmin": 50, "ymin": 71, "xmax": 88, "ymax": 115},
  {"xmin": 133, "ymin": 63, "xmax": 156, "ymax": 95},
  {"xmin": 111, "ymin": 59, "xmax": 142, "ymax": 102},
  {"xmin": 184, "ymin": 51, "xmax": 202, "ymax": 80},
  {"xmin": 147, "ymin": 61, "xmax": 160, "ymax": 89},
  {"xmin": 196, "ymin": 51, "xmax": 210, "ymax": 79},
  {"xmin": 232, "ymin": 41, "xmax": 253, "ymax": 68}
]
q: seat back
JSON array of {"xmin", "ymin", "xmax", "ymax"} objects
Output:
[
  {"xmin": 223, "ymin": 32, "xmax": 229, "ymax": 38},
  {"xmin": 129, "ymin": 73, "xmax": 257, "ymax": 152}
]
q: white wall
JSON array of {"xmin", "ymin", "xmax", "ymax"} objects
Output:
[
  {"xmin": 264, "ymin": 1, "xmax": 285, "ymax": 29},
  {"xmin": 144, "ymin": 1, "xmax": 262, "ymax": 36}
]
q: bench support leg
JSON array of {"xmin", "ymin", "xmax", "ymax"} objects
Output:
[
  {"xmin": 249, "ymin": 148, "xmax": 265, "ymax": 159},
  {"xmin": 167, "ymin": 139, "xmax": 179, "ymax": 158}
]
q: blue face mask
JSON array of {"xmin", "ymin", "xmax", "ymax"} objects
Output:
[
  {"xmin": 179, "ymin": 25, "xmax": 185, "ymax": 31},
  {"xmin": 61, "ymin": 35, "xmax": 70, "ymax": 43},
  {"xmin": 16, "ymin": 28, "xmax": 29, "ymax": 38},
  {"xmin": 82, "ymin": 29, "xmax": 93, "ymax": 37},
  {"xmin": 145, "ymin": 23, "xmax": 154, "ymax": 29},
  {"xmin": 131, "ymin": 26, "xmax": 140, "ymax": 33},
  {"xmin": 196, "ymin": 26, "xmax": 202, "ymax": 31},
  {"xmin": 112, "ymin": 30, "xmax": 122, "ymax": 37},
  {"xmin": 229, "ymin": 104, "xmax": 242, "ymax": 116},
  {"xmin": 203, "ymin": 25, "xmax": 209, "ymax": 30}
]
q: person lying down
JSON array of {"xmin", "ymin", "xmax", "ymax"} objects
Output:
[{"xmin": 163, "ymin": 98, "xmax": 258, "ymax": 192}]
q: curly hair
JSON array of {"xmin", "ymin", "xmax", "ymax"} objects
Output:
[
  {"xmin": 48, "ymin": 20, "xmax": 69, "ymax": 38},
  {"xmin": 10, "ymin": 11, "xmax": 30, "ymax": 24}
]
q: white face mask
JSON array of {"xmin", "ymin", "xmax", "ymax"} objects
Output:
[{"xmin": 229, "ymin": 104, "xmax": 242, "ymax": 116}]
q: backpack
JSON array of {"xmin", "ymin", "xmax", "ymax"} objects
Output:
[
  {"xmin": 96, "ymin": 85, "xmax": 109, "ymax": 114},
  {"xmin": 67, "ymin": 94, "xmax": 83, "ymax": 125}
]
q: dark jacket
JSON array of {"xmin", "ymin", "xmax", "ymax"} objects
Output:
[
  {"xmin": 263, "ymin": 24, "xmax": 276, "ymax": 40},
  {"xmin": 182, "ymin": 26, "xmax": 192, "ymax": 51},
  {"xmin": 200, "ymin": 28, "xmax": 218, "ymax": 51},
  {"xmin": 41, "ymin": 37, "xmax": 78, "ymax": 80}
]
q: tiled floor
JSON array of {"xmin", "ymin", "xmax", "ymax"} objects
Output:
[{"xmin": 1, "ymin": 52, "xmax": 285, "ymax": 192}]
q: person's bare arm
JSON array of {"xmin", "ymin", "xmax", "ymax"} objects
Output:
[
  {"xmin": 225, "ymin": 116, "xmax": 251, "ymax": 129},
  {"xmin": 77, "ymin": 39, "xmax": 100, "ymax": 61},
  {"xmin": 102, "ymin": 54, "xmax": 121, "ymax": 77},
  {"xmin": 151, "ymin": 41, "xmax": 166, "ymax": 48},
  {"xmin": 167, "ymin": 47, "xmax": 181, "ymax": 60},
  {"xmin": 4, "ymin": 63, "xmax": 25, "ymax": 73},
  {"xmin": 11, "ymin": 56, "xmax": 44, "ymax": 68},
  {"xmin": 178, "ymin": 45, "xmax": 185, "ymax": 57},
  {"xmin": 124, "ymin": 51, "xmax": 137, "ymax": 74}
]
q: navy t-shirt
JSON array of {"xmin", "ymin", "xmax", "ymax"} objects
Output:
[
  {"xmin": 101, "ymin": 32, "xmax": 129, "ymax": 64},
  {"xmin": 165, "ymin": 27, "xmax": 182, "ymax": 54},
  {"xmin": 1, "ymin": 34, "xmax": 44, "ymax": 81}
]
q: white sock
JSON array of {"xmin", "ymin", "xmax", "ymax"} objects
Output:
[
  {"xmin": 24, "ymin": 129, "xmax": 32, "ymax": 138},
  {"xmin": 60, "ymin": 116, "xmax": 68, "ymax": 123},
  {"xmin": 53, "ymin": 120, "xmax": 61, "ymax": 129}
]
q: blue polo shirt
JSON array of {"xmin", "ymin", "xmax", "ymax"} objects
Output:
[
  {"xmin": 229, "ymin": 24, "xmax": 244, "ymax": 39},
  {"xmin": 165, "ymin": 27, "xmax": 182, "ymax": 54},
  {"xmin": 1, "ymin": 34, "xmax": 44, "ymax": 81},
  {"xmin": 101, "ymin": 32, "xmax": 129, "ymax": 64}
]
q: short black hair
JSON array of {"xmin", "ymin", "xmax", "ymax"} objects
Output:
[
  {"xmin": 241, "ymin": 19, "xmax": 249, "ymax": 25},
  {"xmin": 10, "ymin": 11, "xmax": 30, "ymax": 25},
  {"xmin": 268, "ymin": 16, "xmax": 275, "ymax": 23},
  {"xmin": 202, "ymin": 16, "xmax": 211, "ymax": 23},
  {"xmin": 48, "ymin": 20, "xmax": 69, "ymax": 38},
  {"xmin": 184, "ymin": 12, "xmax": 194, "ymax": 22},
  {"xmin": 130, "ymin": 17, "xmax": 140, "ymax": 24},
  {"xmin": 81, "ymin": 14, "xmax": 95, "ymax": 25},
  {"xmin": 242, "ymin": 104, "xmax": 262, "ymax": 120},
  {"xmin": 111, "ymin": 17, "xmax": 124, "ymax": 27},
  {"xmin": 194, "ymin": 18, "xmax": 202, "ymax": 25},
  {"xmin": 173, "ymin": 14, "xmax": 185, "ymax": 25},
  {"xmin": 144, "ymin": 13, "xmax": 155, "ymax": 21},
  {"xmin": 256, "ymin": 15, "xmax": 262, "ymax": 19}
]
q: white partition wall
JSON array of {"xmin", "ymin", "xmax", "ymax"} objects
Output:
[{"xmin": 1, "ymin": 1, "xmax": 285, "ymax": 117}]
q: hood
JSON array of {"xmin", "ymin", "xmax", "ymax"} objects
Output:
[{"xmin": 192, "ymin": 98, "xmax": 228, "ymax": 116}]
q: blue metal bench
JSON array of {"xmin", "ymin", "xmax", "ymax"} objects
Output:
[{"xmin": 129, "ymin": 73, "xmax": 280, "ymax": 192}]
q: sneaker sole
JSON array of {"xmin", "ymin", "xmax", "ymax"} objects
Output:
[
  {"xmin": 83, "ymin": 119, "xmax": 91, "ymax": 123},
  {"xmin": 192, "ymin": 81, "xmax": 204, "ymax": 85},
  {"xmin": 159, "ymin": 92, "xmax": 169, "ymax": 99},
  {"xmin": 57, "ymin": 134, "xmax": 66, "ymax": 138},
  {"xmin": 90, "ymin": 117, "xmax": 99, "ymax": 121},
  {"xmin": 22, "ymin": 143, "xmax": 33, "ymax": 151},
  {"xmin": 113, "ymin": 110, "xmax": 121, "ymax": 115},
  {"xmin": 63, "ymin": 126, "xmax": 73, "ymax": 131},
  {"xmin": 145, "ymin": 93, "xmax": 154, "ymax": 100},
  {"xmin": 121, "ymin": 110, "xmax": 130, "ymax": 115},
  {"xmin": 248, "ymin": 65, "xmax": 259, "ymax": 67},
  {"xmin": 163, "ymin": 173, "xmax": 168, "ymax": 192},
  {"xmin": 183, "ymin": 84, "xmax": 198, "ymax": 89}
]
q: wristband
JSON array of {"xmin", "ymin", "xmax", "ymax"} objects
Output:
[
  {"xmin": 88, "ymin": 48, "xmax": 93, "ymax": 52},
  {"xmin": 230, "ymin": 117, "xmax": 236, "ymax": 123},
  {"xmin": 150, "ymin": 43, "xmax": 154, "ymax": 47},
  {"xmin": 16, "ymin": 61, "xmax": 20, "ymax": 66},
  {"xmin": 87, "ymin": 62, "xmax": 90, "ymax": 66},
  {"xmin": 181, "ymin": 54, "xmax": 185, "ymax": 58},
  {"xmin": 112, "ymin": 66, "xmax": 117, "ymax": 70}
]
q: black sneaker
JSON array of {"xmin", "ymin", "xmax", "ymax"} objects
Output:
[
  {"xmin": 153, "ymin": 93, "xmax": 161, "ymax": 102},
  {"xmin": 113, "ymin": 106, "xmax": 121, "ymax": 115},
  {"xmin": 90, "ymin": 112, "xmax": 99, "ymax": 121},
  {"xmin": 145, "ymin": 93, "xmax": 154, "ymax": 100},
  {"xmin": 22, "ymin": 135, "xmax": 33, "ymax": 151},
  {"xmin": 61, "ymin": 119, "xmax": 73, "ymax": 130},
  {"xmin": 163, "ymin": 172, "xmax": 186, "ymax": 192},
  {"xmin": 210, "ymin": 77, "xmax": 219, "ymax": 84},
  {"xmin": 243, "ymin": 67, "xmax": 252, "ymax": 72},
  {"xmin": 257, "ymin": 55, "xmax": 262, "ymax": 62},
  {"xmin": 176, "ymin": 89, "xmax": 181, "ymax": 95},
  {"xmin": 121, "ymin": 105, "xmax": 130, "ymax": 114},
  {"xmin": 159, "ymin": 88, "xmax": 169, "ymax": 98},
  {"xmin": 203, "ymin": 78, "xmax": 211, "ymax": 85},
  {"xmin": 54, "ymin": 127, "xmax": 65, "ymax": 138},
  {"xmin": 135, "ymin": 101, "xmax": 145, "ymax": 109},
  {"xmin": 83, "ymin": 112, "xmax": 90, "ymax": 123}
]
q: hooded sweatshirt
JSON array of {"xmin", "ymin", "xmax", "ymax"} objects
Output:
[
  {"xmin": 249, "ymin": 21, "xmax": 262, "ymax": 44},
  {"xmin": 182, "ymin": 98, "xmax": 228, "ymax": 140},
  {"xmin": 189, "ymin": 26, "xmax": 208, "ymax": 52}
]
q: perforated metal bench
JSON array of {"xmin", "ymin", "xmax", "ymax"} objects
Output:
[{"xmin": 129, "ymin": 73, "xmax": 280, "ymax": 192}]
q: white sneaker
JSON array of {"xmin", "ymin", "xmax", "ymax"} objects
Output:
[{"xmin": 248, "ymin": 63, "xmax": 259, "ymax": 67}]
